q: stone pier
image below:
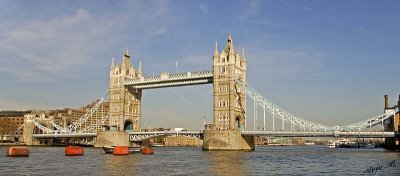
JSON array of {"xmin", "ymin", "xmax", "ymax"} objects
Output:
[
  {"xmin": 95, "ymin": 131, "xmax": 129, "ymax": 147},
  {"xmin": 202, "ymin": 130, "xmax": 254, "ymax": 151}
]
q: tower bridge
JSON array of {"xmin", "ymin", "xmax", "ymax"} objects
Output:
[{"xmin": 27, "ymin": 35, "xmax": 400, "ymax": 151}]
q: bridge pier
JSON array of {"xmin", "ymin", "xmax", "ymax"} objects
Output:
[
  {"xmin": 202, "ymin": 130, "xmax": 254, "ymax": 151},
  {"xmin": 23, "ymin": 115, "xmax": 54, "ymax": 146},
  {"xmin": 94, "ymin": 131, "xmax": 129, "ymax": 147}
]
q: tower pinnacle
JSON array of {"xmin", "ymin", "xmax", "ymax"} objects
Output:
[
  {"xmin": 138, "ymin": 61, "xmax": 143, "ymax": 78},
  {"xmin": 242, "ymin": 48, "xmax": 246, "ymax": 60},
  {"xmin": 110, "ymin": 57, "xmax": 115, "ymax": 69},
  {"xmin": 223, "ymin": 34, "xmax": 235, "ymax": 54},
  {"xmin": 124, "ymin": 48, "xmax": 130, "ymax": 58},
  {"xmin": 213, "ymin": 42, "xmax": 219, "ymax": 57}
]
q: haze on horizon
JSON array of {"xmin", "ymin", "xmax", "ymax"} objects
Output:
[{"xmin": 0, "ymin": 0, "xmax": 399, "ymax": 130}]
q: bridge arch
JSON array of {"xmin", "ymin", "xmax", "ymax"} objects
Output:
[
  {"xmin": 235, "ymin": 115, "xmax": 245, "ymax": 131},
  {"xmin": 124, "ymin": 120, "xmax": 133, "ymax": 131}
]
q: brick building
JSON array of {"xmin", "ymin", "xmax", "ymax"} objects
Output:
[{"xmin": 0, "ymin": 110, "xmax": 30, "ymax": 137}]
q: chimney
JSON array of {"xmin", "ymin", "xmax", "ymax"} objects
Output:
[
  {"xmin": 398, "ymin": 94, "xmax": 400, "ymax": 109},
  {"xmin": 384, "ymin": 95, "xmax": 389, "ymax": 109}
]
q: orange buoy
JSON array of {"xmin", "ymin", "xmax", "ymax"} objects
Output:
[
  {"xmin": 65, "ymin": 146, "xmax": 84, "ymax": 156},
  {"xmin": 113, "ymin": 146, "xmax": 129, "ymax": 155},
  {"xmin": 141, "ymin": 147, "xmax": 154, "ymax": 154},
  {"xmin": 6, "ymin": 146, "xmax": 30, "ymax": 157}
]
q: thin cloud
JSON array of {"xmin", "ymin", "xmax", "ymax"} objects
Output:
[
  {"xmin": 168, "ymin": 89, "xmax": 195, "ymax": 107},
  {"xmin": 0, "ymin": 9, "xmax": 107, "ymax": 81},
  {"xmin": 179, "ymin": 53, "xmax": 211, "ymax": 71},
  {"xmin": 0, "ymin": 1, "xmax": 172, "ymax": 82},
  {"xmin": 247, "ymin": 47, "xmax": 326, "ymax": 81},
  {"xmin": 358, "ymin": 26, "xmax": 399, "ymax": 42},
  {"xmin": 283, "ymin": 0, "xmax": 339, "ymax": 23},
  {"xmin": 199, "ymin": 3, "xmax": 209, "ymax": 14},
  {"xmin": 239, "ymin": 0, "xmax": 259, "ymax": 21}
]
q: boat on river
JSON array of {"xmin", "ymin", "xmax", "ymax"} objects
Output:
[
  {"xmin": 326, "ymin": 138, "xmax": 356, "ymax": 148},
  {"xmin": 102, "ymin": 146, "xmax": 141, "ymax": 154}
]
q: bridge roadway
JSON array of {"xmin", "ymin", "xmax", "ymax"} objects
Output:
[
  {"xmin": 32, "ymin": 130, "xmax": 395, "ymax": 140},
  {"xmin": 32, "ymin": 133, "xmax": 97, "ymax": 139},
  {"xmin": 240, "ymin": 131, "xmax": 395, "ymax": 138}
]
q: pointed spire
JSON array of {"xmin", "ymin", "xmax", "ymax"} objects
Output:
[
  {"xmin": 223, "ymin": 34, "xmax": 235, "ymax": 54},
  {"xmin": 110, "ymin": 57, "xmax": 115, "ymax": 69},
  {"xmin": 138, "ymin": 60, "xmax": 143, "ymax": 78},
  {"xmin": 242, "ymin": 48, "xmax": 246, "ymax": 60},
  {"xmin": 213, "ymin": 42, "xmax": 219, "ymax": 57},
  {"xmin": 124, "ymin": 48, "xmax": 130, "ymax": 58},
  {"xmin": 121, "ymin": 55, "xmax": 127, "ymax": 69}
]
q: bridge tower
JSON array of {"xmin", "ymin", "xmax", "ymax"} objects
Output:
[
  {"xmin": 212, "ymin": 34, "xmax": 247, "ymax": 130},
  {"xmin": 383, "ymin": 95, "xmax": 400, "ymax": 150},
  {"xmin": 203, "ymin": 35, "xmax": 254, "ymax": 150},
  {"xmin": 109, "ymin": 49, "xmax": 142, "ymax": 132}
]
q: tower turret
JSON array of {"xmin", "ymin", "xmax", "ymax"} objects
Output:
[
  {"xmin": 242, "ymin": 48, "xmax": 246, "ymax": 61},
  {"xmin": 138, "ymin": 61, "xmax": 143, "ymax": 78},
  {"xmin": 214, "ymin": 42, "xmax": 219, "ymax": 57},
  {"xmin": 124, "ymin": 48, "xmax": 129, "ymax": 58},
  {"xmin": 110, "ymin": 57, "xmax": 115, "ymax": 69}
]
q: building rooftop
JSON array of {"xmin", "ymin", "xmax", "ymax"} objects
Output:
[{"xmin": 0, "ymin": 110, "xmax": 32, "ymax": 117}]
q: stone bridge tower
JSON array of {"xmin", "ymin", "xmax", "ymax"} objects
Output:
[
  {"xmin": 212, "ymin": 34, "xmax": 247, "ymax": 130},
  {"xmin": 203, "ymin": 35, "xmax": 254, "ymax": 150},
  {"xmin": 109, "ymin": 49, "xmax": 142, "ymax": 132}
]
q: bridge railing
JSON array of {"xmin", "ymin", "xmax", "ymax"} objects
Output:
[
  {"xmin": 124, "ymin": 70, "xmax": 213, "ymax": 85},
  {"xmin": 236, "ymin": 79, "xmax": 334, "ymax": 132},
  {"xmin": 240, "ymin": 130, "xmax": 395, "ymax": 138},
  {"xmin": 128, "ymin": 131, "xmax": 203, "ymax": 141},
  {"xmin": 236, "ymin": 79, "xmax": 398, "ymax": 132},
  {"xmin": 339, "ymin": 108, "xmax": 398, "ymax": 131},
  {"xmin": 67, "ymin": 90, "xmax": 109, "ymax": 132}
]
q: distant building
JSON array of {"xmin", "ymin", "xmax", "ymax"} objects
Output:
[
  {"xmin": 146, "ymin": 128, "xmax": 203, "ymax": 146},
  {"xmin": 255, "ymin": 136, "xmax": 268, "ymax": 145},
  {"xmin": 263, "ymin": 137, "xmax": 305, "ymax": 146},
  {"xmin": 0, "ymin": 110, "xmax": 31, "ymax": 138},
  {"xmin": 163, "ymin": 136, "xmax": 203, "ymax": 146},
  {"xmin": 48, "ymin": 101, "xmax": 109, "ymax": 132},
  {"xmin": 0, "ymin": 110, "xmax": 47, "ymax": 142},
  {"xmin": 1, "ymin": 99, "xmax": 109, "ymax": 144}
]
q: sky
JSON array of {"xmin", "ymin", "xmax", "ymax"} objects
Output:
[{"xmin": 0, "ymin": 0, "xmax": 399, "ymax": 130}]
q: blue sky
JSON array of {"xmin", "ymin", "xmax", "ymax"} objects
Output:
[{"xmin": 0, "ymin": 0, "xmax": 399, "ymax": 130}]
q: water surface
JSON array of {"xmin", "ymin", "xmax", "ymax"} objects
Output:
[{"xmin": 0, "ymin": 146, "xmax": 399, "ymax": 175}]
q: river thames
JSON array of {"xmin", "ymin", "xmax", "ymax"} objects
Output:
[{"xmin": 1, "ymin": 146, "xmax": 399, "ymax": 175}]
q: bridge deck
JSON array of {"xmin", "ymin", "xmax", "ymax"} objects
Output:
[
  {"xmin": 32, "ymin": 133, "xmax": 97, "ymax": 138},
  {"xmin": 241, "ymin": 131, "xmax": 395, "ymax": 138},
  {"xmin": 31, "ymin": 130, "xmax": 395, "ymax": 139}
]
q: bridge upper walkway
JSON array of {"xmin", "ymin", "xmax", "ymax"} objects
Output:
[{"xmin": 124, "ymin": 71, "xmax": 213, "ymax": 89}]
